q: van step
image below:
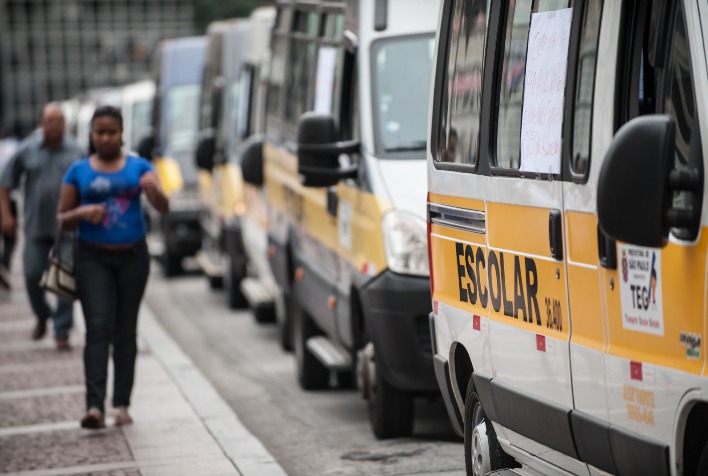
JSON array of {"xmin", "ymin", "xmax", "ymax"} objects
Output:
[
  {"xmin": 195, "ymin": 250, "xmax": 223, "ymax": 278},
  {"xmin": 240, "ymin": 277, "xmax": 275, "ymax": 309},
  {"xmin": 306, "ymin": 336, "xmax": 351, "ymax": 371}
]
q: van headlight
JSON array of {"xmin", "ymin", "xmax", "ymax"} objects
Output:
[{"xmin": 382, "ymin": 211, "xmax": 429, "ymax": 277}]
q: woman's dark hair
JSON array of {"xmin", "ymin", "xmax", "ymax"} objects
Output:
[{"xmin": 88, "ymin": 105, "xmax": 123, "ymax": 154}]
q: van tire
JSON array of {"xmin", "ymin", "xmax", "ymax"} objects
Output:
[
  {"xmin": 276, "ymin": 289, "xmax": 293, "ymax": 351},
  {"xmin": 293, "ymin": 299, "xmax": 328, "ymax": 389},
  {"xmin": 224, "ymin": 255, "xmax": 247, "ymax": 309},
  {"xmin": 696, "ymin": 442, "xmax": 708, "ymax": 476},
  {"xmin": 163, "ymin": 252, "xmax": 183, "ymax": 277},
  {"xmin": 464, "ymin": 377, "xmax": 516, "ymax": 475},
  {"xmin": 369, "ymin": 352, "xmax": 414, "ymax": 439}
]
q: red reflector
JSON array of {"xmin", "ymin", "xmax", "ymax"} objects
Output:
[
  {"xmin": 630, "ymin": 361, "xmax": 643, "ymax": 381},
  {"xmin": 536, "ymin": 334, "xmax": 546, "ymax": 352},
  {"xmin": 433, "ymin": 300, "xmax": 439, "ymax": 315},
  {"xmin": 473, "ymin": 315, "xmax": 481, "ymax": 331}
]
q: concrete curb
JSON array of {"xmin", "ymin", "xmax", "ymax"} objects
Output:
[{"xmin": 138, "ymin": 305, "xmax": 288, "ymax": 476}]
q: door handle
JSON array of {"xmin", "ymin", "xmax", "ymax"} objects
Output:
[
  {"xmin": 327, "ymin": 188, "xmax": 338, "ymax": 217},
  {"xmin": 597, "ymin": 226, "xmax": 617, "ymax": 269},
  {"xmin": 549, "ymin": 210, "xmax": 563, "ymax": 260}
]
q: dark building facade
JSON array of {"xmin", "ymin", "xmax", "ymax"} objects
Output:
[{"xmin": 0, "ymin": 0, "xmax": 196, "ymax": 137}]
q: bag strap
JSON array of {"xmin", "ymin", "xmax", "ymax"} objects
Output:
[{"xmin": 51, "ymin": 218, "xmax": 74, "ymax": 260}]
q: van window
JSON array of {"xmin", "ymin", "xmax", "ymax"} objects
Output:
[
  {"xmin": 130, "ymin": 100, "xmax": 151, "ymax": 153},
  {"xmin": 436, "ymin": 0, "xmax": 490, "ymax": 165},
  {"xmin": 494, "ymin": 0, "xmax": 571, "ymax": 170},
  {"xmin": 166, "ymin": 84, "xmax": 200, "ymax": 154},
  {"xmin": 371, "ymin": 34, "xmax": 435, "ymax": 158},
  {"xmin": 285, "ymin": 11, "xmax": 319, "ymax": 124},
  {"xmin": 570, "ymin": 0, "xmax": 602, "ymax": 177},
  {"xmin": 664, "ymin": 2, "xmax": 696, "ymax": 211}
]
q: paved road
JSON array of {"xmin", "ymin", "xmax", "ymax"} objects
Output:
[{"xmin": 144, "ymin": 267, "xmax": 466, "ymax": 476}]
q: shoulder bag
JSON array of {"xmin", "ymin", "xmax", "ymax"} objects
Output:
[{"xmin": 39, "ymin": 221, "xmax": 76, "ymax": 302}]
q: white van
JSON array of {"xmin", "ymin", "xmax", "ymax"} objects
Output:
[
  {"xmin": 121, "ymin": 80, "xmax": 155, "ymax": 154},
  {"xmin": 242, "ymin": 0, "xmax": 442, "ymax": 439},
  {"xmin": 427, "ymin": 0, "xmax": 708, "ymax": 475}
]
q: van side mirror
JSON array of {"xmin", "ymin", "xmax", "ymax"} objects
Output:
[
  {"xmin": 297, "ymin": 112, "xmax": 360, "ymax": 188},
  {"xmin": 240, "ymin": 136, "xmax": 264, "ymax": 186},
  {"xmin": 195, "ymin": 129, "xmax": 216, "ymax": 171},
  {"xmin": 137, "ymin": 133, "xmax": 157, "ymax": 161},
  {"xmin": 597, "ymin": 115, "xmax": 675, "ymax": 248}
]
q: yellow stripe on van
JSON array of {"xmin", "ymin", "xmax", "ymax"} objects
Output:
[
  {"xmin": 428, "ymin": 192, "xmax": 484, "ymax": 211},
  {"xmin": 263, "ymin": 143, "xmax": 391, "ymax": 274},
  {"xmin": 486, "ymin": 202, "xmax": 553, "ymax": 258},
  {"xmin": 153, "ymin": 156, "xmax": 184, "ymax": 196},
  {"xmin": 566, "ymin": 211, "xmax": 599, "ymax": 265},
  {"xmin": 604, "ymin": 232, "xmax": 707, "ymax": 375}
]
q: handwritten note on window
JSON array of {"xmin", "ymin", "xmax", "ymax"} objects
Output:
[{"xmin": 520, "ymin": 8, "xmax": 573, "ymax": 174}]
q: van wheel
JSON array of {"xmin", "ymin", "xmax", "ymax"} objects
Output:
[
  {"xmin": 696, "ymin": 441, "xmax": 708, "ymax": 476},
  {"xmin": 464, "ymin": 377, "xmax": 516, "ymax": 475},
  {"xmin": 224, "ymin": 255, "xmax": 247, "ymax": 309},
  {"xmin": 163, "ymin": 252, "xmax": 183, "ymax": 277},
  {"xmin": 276, "ymin": 289, "xmax": 293, "ymax": 351},
  {"xmin": 367, "ymin": 344, "xmax": 414, "ymax": 439},
  {"xmin": 293, "ymin": 299, "xmax": 328, "ymax": 389}
]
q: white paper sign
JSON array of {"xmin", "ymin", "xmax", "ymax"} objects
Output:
[
  {"xmin": 618, "ymin": 244, "xmax": 664, "ymax": 336},
  {"xmin": 520, "ymin": 8, "xmax": 573, "ymax": 174},
  {"xmin": 314, "ymin": 47, "xmax": 337, "ymax": 114}
]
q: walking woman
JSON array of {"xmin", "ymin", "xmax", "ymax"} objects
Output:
[{"xmin": 57, "ymin": 106, "xmax": 168, "ymax": 428}]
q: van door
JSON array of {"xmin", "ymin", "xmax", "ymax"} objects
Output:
[
  {"xmin": 483, "ymin": 1, "xmax": 583, "ymax": 471},
  {"xmin": 596, "ymin": 1, "xmax": 707, "ymax": 473}
]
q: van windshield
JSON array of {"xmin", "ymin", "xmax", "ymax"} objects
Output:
[
  {"xmin": 165, "ymin": 84, "xmax": 200, "ymax": 154},
  {"xmin": 371, "ymin": 34, "xmax": 435, "ymax": 159}
]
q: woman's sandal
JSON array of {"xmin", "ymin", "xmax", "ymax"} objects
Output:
[
  {"xmin": 114, "ymin": 407, "xmax": 133, "ymax": 426},
  {"xmin": 80, "ymin": 408, "xmax": 105, "ymax": 429}
]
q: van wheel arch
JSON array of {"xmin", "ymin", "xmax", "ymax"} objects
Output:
[
  {"xmin": 450, "ymin": 342, "xmax": 473, "ymax": 418},
  {"xmin": 682, "ymin": 402, "xmax": 708, "ymax": 475}
]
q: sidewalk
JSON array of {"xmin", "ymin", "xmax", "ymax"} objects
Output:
[{"xmin": 0, "ymin": 260, "xmax": 286, "ymax": 476}]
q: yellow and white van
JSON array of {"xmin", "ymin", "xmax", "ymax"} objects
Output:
[
  {"xmin": 250, "ymin": 0, "xmax": 441, "ymax": 439},
  {"xmin": 427, "ymin": 0, "xmax": 708, "ymax": 475}
]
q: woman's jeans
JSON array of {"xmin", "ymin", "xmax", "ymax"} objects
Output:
[{"xmin": 75, "ymin": 240, "xmax": 149, "ymax": 413}]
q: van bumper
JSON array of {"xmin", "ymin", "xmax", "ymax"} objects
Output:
[
  {"xmin": 360, "ymin": 271, "xmax": 437, "ymax": 393},
  {"xmin": 163, "ymin": 208, "xmax": 202, "ymax": 257}
]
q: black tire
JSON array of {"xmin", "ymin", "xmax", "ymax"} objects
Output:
[
  {"xmin": 208, "ymin": 275, "xmax": 224, "ymax": 290},
  {"xmin": 697, "ymin": 441, "xmax": 708, "ymax": 476},
  {"xmin": 369, "ymin": 354, "xmax": 414, "ymax": 439},
  {"xmin": 276, "ymin": 289, "xmax": 293, "ymax": 352},
  {"xmin": 224, "ymin": 256, "xmax": 247, "ymax": 309},
  {"xmin": 163, "ymin": 252, "xmax": 183, "ymax": 277},
  {"xmin": 293, "ymin": 299, "xmax": 328, "ymax": 389},
  {"xmin": 253, "ymin": 305, "xmax": 276, "ymax": 324},
  {"xmin": 464, "ymin": 377, "xmax": 516, "ymax": 476}
]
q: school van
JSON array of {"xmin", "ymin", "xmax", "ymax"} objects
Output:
[
  {"xmin": 245, "ymin": 0, "xmax": 441, "ymax": 439},
  {"xmin": 194, "ymin": 8, "xmax": 276, "ymax": 311},
  {"xmin": 138, "ymin": 36, "xmax": 207, "ymax": 276},
  {"xmin": 427, "ymin": 0, "xmax": 708, "ymax": 475}
]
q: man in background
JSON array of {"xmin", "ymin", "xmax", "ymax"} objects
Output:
[
  {"xmin": 0, "ymin": 104, "xmax": 84, "ymax": 349},
  {"xmin": 0, "ymin": 129, "xmax": 18, "ymax": 288}
]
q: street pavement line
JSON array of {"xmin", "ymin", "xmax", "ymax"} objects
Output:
[
  {"xmin": 0, "ymin": 385, "xmax": 83, "ymax": 400},
  {"xmin": 139, "ymin": 305, "xmax": 288, "ymax": 476},
  {"xmin": 0, "ymin": 420, "xmax": 78, "ymax": 437},
  {"xmin": 0, "ymin": 461, "xmax": 137, "ymax": 476}
]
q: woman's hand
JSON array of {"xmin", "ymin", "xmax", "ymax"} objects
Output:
[
  {"xmin": 139, "ymin": 172, "xmax": 169, "ymax": 214},
  {"xmin": 80, "ymin": 204, "xmax": 107, "ymax": 224},
  {"xmin": 139, "ymin": 173, "xmax": 160, "ymax": 199}
]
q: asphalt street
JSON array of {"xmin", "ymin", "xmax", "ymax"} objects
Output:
[{"xmin": 144, "ymin": 265, "xmax": 466, "ymax": 476}]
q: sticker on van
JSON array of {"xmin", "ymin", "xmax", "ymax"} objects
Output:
[{"xmin": 618, "ymin": 244, "xmax": 664, "ymax": 335}]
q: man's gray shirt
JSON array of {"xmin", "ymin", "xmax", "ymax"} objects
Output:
[{"xmin": 0, "ymin": 131, "xmax": 83, "ymax": 241}]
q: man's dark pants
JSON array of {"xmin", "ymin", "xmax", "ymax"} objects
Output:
[{"xmin": 23, "ymin": 237, "xmax": 73, "ymax": 338}]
